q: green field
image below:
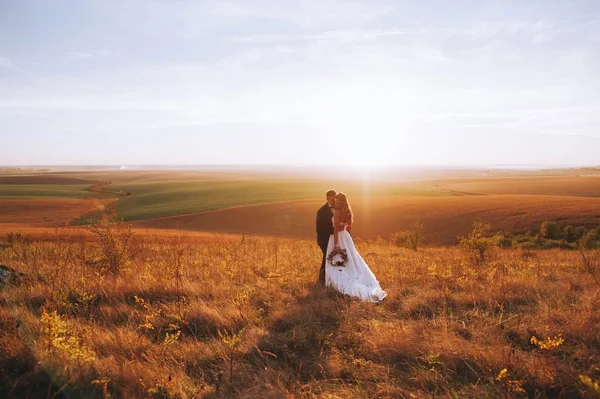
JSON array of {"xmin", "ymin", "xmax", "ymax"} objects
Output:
[
  {"xmin": 0, "ymin": 184, "xmax": 115, "ymax": 199},
  {"xmin": 99, "ymin": 178, "xmax": 449, "ymax": 221},
  {"xmin": 0, "ymin": 172, "xmax": 452, "ymax": 223}
]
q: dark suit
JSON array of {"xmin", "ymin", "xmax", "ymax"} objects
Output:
[{"xmin": 316, "ymin": 203, "xmax": 334, "ymax": 284}]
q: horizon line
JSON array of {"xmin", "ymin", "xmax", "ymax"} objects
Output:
[{"xmin": 2, "ymin": 163, "xmax": 600, "ymax": 170}]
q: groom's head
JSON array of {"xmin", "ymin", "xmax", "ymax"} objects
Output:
[{"xmin": 326, "ymin": 189, "xmax": 337, "ymax": 207}]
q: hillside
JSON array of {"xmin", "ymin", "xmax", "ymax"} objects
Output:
[
  {"xmin": 134, "ymin": 195, "xmax": 600, "ymax": 244},
  {"xmin": 1, "ymin": 232, "xmax": 599, "ymax": 398}
]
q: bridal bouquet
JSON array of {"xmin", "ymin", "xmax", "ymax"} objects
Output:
[{"xmin": 327, "ymin": 248, "xmax": 348, "ymax": 267}]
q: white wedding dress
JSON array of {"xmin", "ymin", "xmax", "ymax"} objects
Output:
[{"xmin": 325, "ymin": 221, "xmax": 387, "ymax": 302}]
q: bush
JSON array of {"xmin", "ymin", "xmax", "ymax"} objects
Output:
[
  {"xmin": 390, "ymin": 221, "xmax": 424, "ymax": 252},
  {"xmin": 580, "ymin": 230, "xmax": 600, "ymax": 249},
  {"xmin": 407, "ymin": 221, "xmax": 424, "ymax": 252},
  {"xmin": 540, "ymin": 221, "xmax": 562, "ymax": 240},
  {"xmin": 6, "ymin": 232, "xmax": 31, "ymax": 245},
  {"xmin": 579, "ymin": 248, "xmax": 600, "ymax": 287},
  {"xmin": 513, "ymin": 235, "xmax": 533, "ymax": 244},
  {"xmin": 560, "ymin": 241, "xmax": 578, "ymax": 250},
  {"xmin": 459, "ymin": 221, "xmax": 498, "ymax": 265},
  {"xmin": 562, "ymin": 226, "xmax": 585, "ymax": 243},
  {"xmin": 517, "ymin": 241, "xmax": 538, "ymax": 250},
  {"xmin": 563, "ymin": 226, "xmax": 574, "ymax": 242},
  {"xmin": 496, "ymin": 235, "xmax": 513, "ymax": 248},
  {"xmin": 539, "ymin": 239, "xmax": 559, "ymax": 249},
  {"xmin": 505, "ymin": 224, "xmax": 600, "ymax": 250},
  {"xmin": 538, "ymin": 239, "xmax": 577, "ymax": 250},
  {"xmin": 87, "ymin": 207, "xmax": 137, "ymax": 277},
  {"xmin": 390, "ymin": 231, "xmax": 409, "ymax": 247}
]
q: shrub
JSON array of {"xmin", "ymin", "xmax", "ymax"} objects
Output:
[
  {"xmin": 540, "ymin": 221, "xmax": 562, "ymax": 240},
  {"xmin": 391, "ymin": 221, "xmax": 424, "ymax": 252},
  {"xmin": 580, "ymin": 230, "xmax": 600, "ymax": 250},
  {"xmin": 390, "ymin": 231, "xmax": 409, "ymax": 248},
  {"xmin": 87, "ymin": 207, "xmax": 136, "ymax": 277},
  {"xmin": 459, "ymin": 221, "xmax": 498, "ymax": 265},
  {"xmin": 539, "ymin": 239, "xmax": 558, "ymax": 249},
  {"xmin": 517, "ymin": 240, "xmax": 538, "ymax": 250},
  {"xmin": 6, "ymin": 232, "xmax": 31, "ymax": 245},
  {"xmin": 563, "ymin": 226, "xmax": 574, "ymax": 242},
  {"xmin": 558, "ymin": 240, "xmax": 578, "ymax": 250},
  {"xmin": 496, "ymin": 235, "xmax": 513, "ymax": 248},
  {"xmin": 578, "ymin": 247, "xmax": 600, "ymax": 287},
  {"xmin": 562, "ymin": 225, "xmax": 585, "ymax": 242}
]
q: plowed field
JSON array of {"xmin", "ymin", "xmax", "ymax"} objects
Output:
[
  {"xmin": 133, "ymin": 194, "xmax": 600, "ymax": 244},
  {"xmin": 0, "ymin": 198, "xmax": 116, "ymax": 227}
]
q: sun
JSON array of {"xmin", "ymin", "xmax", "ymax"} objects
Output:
[{"xmin": 341, "ymin": 139, "xmax": 397, "ymax": 168}]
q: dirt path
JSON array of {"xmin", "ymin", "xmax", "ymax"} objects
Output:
[{"xmin": 85, "ymin": 181, "xmax": 129, "ymax": 197}]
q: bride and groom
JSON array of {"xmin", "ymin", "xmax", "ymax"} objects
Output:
[{"xmin": 316, "ymin": 190, "xmax": 387, "ymax": 302}]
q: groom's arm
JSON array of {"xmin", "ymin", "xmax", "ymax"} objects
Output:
[
  {"xmin": 315, "ymin": 210, "xmax": 320, "ymax": 234},
  {"xmin": 326, "ymin": 217, "xmax": 334, "ymax": 235},
  {"xmin": 316, "ymin": 208, "xmax": 325, "ymax": 235},
  {"xmin": 316, "ymin": 207, "xmax": 334, "ymax": 236}
]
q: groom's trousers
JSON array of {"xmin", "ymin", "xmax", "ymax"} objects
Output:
[{"xmin": 317, "ymin": 235, "xmax": 329, "ymax": 284}]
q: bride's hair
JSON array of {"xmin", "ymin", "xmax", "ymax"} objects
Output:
[{"xmin": 335, "ymin": 193, "xmax": 353, "ymax": 224}]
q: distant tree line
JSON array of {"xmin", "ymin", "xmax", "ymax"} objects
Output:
[
  {"xmin": 497, "ymin": 221, "xmax": 600, "ymax": 250},
  {"xmin": 389, "ymin": 220, "xmax": 600, "ymax": 251}
]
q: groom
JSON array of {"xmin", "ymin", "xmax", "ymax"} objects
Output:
[{"xmin": 316, "ymin": 189, "xmax": 337, "ymax": 284}]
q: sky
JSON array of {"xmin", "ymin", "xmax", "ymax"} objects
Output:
[{"xmin": 1, "ymin": 0, "xmax": 599, "ymax": 167}]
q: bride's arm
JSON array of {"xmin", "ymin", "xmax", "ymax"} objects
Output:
[{"xmin": 333, "ymin": 209, "xmax": 341, "ymax": 249}]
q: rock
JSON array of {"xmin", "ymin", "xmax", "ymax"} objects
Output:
[{"xmin": 0, "ymin": 265, "xmax": 25, "ymax": 287}]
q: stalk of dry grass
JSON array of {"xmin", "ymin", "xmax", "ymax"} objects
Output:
[{"xmin": 0, "ymin": 231, "xmax": 599, "ymax": 398}]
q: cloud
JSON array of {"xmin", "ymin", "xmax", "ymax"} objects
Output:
[
  {"xmin": 0, "ymin": 56, "xmax": 23, "ymax": 73},
  {"xmin": 65, "ymin": 52, "xmax": 96, "ymax": 61},
  {"xmin": 228, "ymin": 28, "xmax": 415, "ymax": 44},
  {"xmin": 2, "ymin": 0, "xmax": 600, "ymax": 165},
  {"xmin": 62, "ymin": 50, "xmax": 111, "ymax": 63}
]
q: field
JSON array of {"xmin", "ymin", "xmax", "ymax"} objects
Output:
[
  {"xmin": 2, "ymin": 169, "xmax": 600, "ymax": 243},
  {"xmin": 436, "ymin": 176, "xmax": 600, "ymax": 197},
  {"xmin": 1, "ymin": 167, "xmax": 600, "ymax": 398},
  {"xmin": 0, "ymin": 184, "xmax": 113, "ymax": 200},
  {"xmin": 1, "ymin": 232, "xmax": 599, "ymax": 398},
  {"xmin": 134, "ymin": 194, "xmax": 600, "ymax": 245},
  {"xmin": 0, "ymin": 170, "xmax": 450, "ymax": 228},
  {"xmin": 0, "ymin": 199, "xmax": 116, "ymax": 227},
  {"xmin": 105, "ymin": 178, "xmax": 448, "ymax": 222}
]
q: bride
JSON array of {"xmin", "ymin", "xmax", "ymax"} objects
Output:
[{"xmin": 325, "ymin": 193, "xmax": 387, "ymax": 302}]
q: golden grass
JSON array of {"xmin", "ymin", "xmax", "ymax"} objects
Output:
[
  {"xmin": 1, "ymin": 231, "xmax": 599, "ymax": 398},
  {"xmin": 134, "ymin": 195, "xmax": 600, "ymax": 244}
]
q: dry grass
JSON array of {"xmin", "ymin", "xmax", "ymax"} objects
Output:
[
  {"xmin": 134, "ymin": 195, "xmax": 600, "ymax": 244},
  {"xmin": 1, "ymin": 230, "xmax": 599, "ymax": 398}
]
